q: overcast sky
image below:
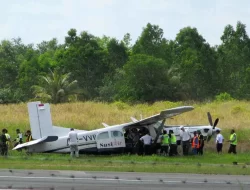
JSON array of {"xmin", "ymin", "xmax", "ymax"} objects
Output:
[{"xmin": 1, "ymin": 0, "xmax": 249, "ymax": 46}]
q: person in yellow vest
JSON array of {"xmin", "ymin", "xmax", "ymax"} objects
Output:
[
  {"xmin": 25, "ymin": 130, "xmax": 33, "ymax": 142},
  {"xmin": 228, "ymin": 129, "xmax": 237, "ymax": 154},
  {"xmin": 160, "ymin": 130, "xmax": 169, "ymax": 156},
  {"xmin": 169, "ymin": 130, "xmax": 177, "ymax": 156}
]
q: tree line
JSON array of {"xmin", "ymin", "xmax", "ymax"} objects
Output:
[{"xmin": 0, "ymin": 21, "xmax": 249, "ymax": 104}]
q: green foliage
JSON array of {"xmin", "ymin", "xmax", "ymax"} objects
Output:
[
  {"xmin": 215, "ymin": 92, "xmax": 234, "ymax": 102},
  {"xmin": 231, "ymin": 105, "xmax": 245, "ymax": 115},
  {"xmin": 0, "ymin": 88, "xmax": 24, "ymax": 103},
  {"xmin": 173, "ymin": 27, "xmax": 218, "ymax": 100},
  {"xmin": 217, "ymin": 21, "xmax": 250, "ymax": 98},
  {"xmin": 112, "ymin": 101, "xmax": 129, "ymax": 110},
  {"xmin": 116, "ymin": 54, "xmax": 174, "ymax": 102},
  {"xmin": 2, "ymin": 21, "xmax": 250, "ymax": 103},
  {"xmin": 61, "ymin": 30, "xmax": 108, "ymax": 99},
  {"xmin": 32, "ymin": 69, "xmax": 79, "ymax": 104}
]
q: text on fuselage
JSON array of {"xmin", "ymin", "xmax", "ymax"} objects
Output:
[{"xmin": 82, "ymin": 134, "xmax": 96, "ymax": 141}]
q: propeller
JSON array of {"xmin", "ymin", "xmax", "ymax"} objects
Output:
[
  {"xmin": 213, "ymin": 118, "xmax": 219, "ymax": 129},
  {"xmin": 206, "ymin": 112, "xmax": 220, "ymax": 142},
  {"xmin": 207, "ymin": 112, "xmax": 213, "ymax": 126}
]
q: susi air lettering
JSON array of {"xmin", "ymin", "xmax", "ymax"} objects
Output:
[
  {"xmin": 100, "ymin": 141, "xmax": 122, "ymax": 148},
  {"xmin": 82, "ymin": 134, "xmax": 96, "ymax": 142}
]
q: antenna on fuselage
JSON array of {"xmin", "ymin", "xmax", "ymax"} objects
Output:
[
  {"xmin": 102, "ymin": 123, "xmax": 109, "ymax": 128},
  {"xmin": 131, "ymin": 117, "xmax": 138, "ymax": 122}
]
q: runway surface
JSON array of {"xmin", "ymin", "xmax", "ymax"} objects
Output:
[{"xmin": 0, "ymin": 169, "xmax": 250, "ymax": 190}]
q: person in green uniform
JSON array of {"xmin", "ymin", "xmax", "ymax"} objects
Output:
[
  {"xmin": 228, "ymin": 129, "xmax": 237, "ymax": 154},
  {"xmin": 169, "ymin": 130, "xmax": 177, "ymax": 156},
  {"xmin": 160, "ymin": 130, "xmax": 169, "ymax": 156}
]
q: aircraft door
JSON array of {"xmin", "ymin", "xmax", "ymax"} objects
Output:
[{"xmin": 96, "ymin": 130, "xmax": 125, "ymax": 150}]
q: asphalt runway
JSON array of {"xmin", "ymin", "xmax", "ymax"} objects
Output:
[{"xmin": 0, "ymin": 169, "xmax": 250, "ymax": 190}]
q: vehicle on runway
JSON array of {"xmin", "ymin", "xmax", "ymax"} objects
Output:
[{"xmin": 13, "ymin": 101, "xmax": 220, "ymax": 154}]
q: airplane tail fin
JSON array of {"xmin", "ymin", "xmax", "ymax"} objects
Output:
[{"xmin": 28, "ymin": 102, "xmax": 53, "ymax": 139}]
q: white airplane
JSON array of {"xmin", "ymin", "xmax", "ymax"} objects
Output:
[{"xmin": 13, "ymin": 101, "xmax": 220, "ymax": 153}]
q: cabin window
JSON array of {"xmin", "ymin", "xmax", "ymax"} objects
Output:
[
  {"xmin": 111, "ymin": 131, "xmax": 123, "ymax": 138},
  {"xmin": 97, "ymin": 132, "xmax": 109, "ymax": 140}
]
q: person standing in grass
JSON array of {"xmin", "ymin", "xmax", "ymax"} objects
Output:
[
  {"xmin": 160, "ymin": 130, "xmax": 169, "ymax": 156},
  {"xmin": 25, "ymin": 130, "xmax": 33, "ymax": 142},
  {"xmin": 228, "ymin": 129, "xmax": 237, "ymax": 154},
  {"xmin": 192, "ymin": 131, "xmax": 199, "ymax": 155},
  {"xmin": 14, "ymin": 129, "xmax": 23, "ymax": 147},
  {"xmin": 180, "ymin": 126, "xmax": 191, "ymax": 155},
  {"xmin": 0, "ymin": 129, "xmax": 8, "ymax": 156},
  {"xmin": 216, "ymin": 130, "xmax": 224, "ymax": 154},
  {"xmin": 67, "ymin": 128, "xmax": 79, "ymax": 158},
  {"xmin": 140, "ymin": 131, "xmax": 152, "ymax": 155},
  {"xmin": 169, "ymin": 130, "xmax": 177, "ymax": 156},
  {"xmin": 4, "ymin": 129, "xmax": 11, "ymax": 150},
  {"xmin": 197, "ymin": 130, "xmax": 204, "ymax": 155}
]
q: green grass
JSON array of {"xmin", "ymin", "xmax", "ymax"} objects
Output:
[
  {"xmin": 1, "ymin": 101, "xmax": 250, "ymax": 175},
  {"xmin": 1, "ymin": 151, "xmax": 250, "ymax": 175}
]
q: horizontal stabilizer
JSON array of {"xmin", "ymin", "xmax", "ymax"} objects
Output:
[{"xmin": 12, "ymin": 136, "xmax": 58, "ymax": 150}]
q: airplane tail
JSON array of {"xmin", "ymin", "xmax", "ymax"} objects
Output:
[{"xmin": 28, "ymin": 101, "xmax": 53, "ymax": 139}]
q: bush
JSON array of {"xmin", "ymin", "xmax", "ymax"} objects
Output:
[
  {"xmin": 215, "ymin": 92, "xmax": 234, "ymax": 102},
  {"xmin": 112, "ymin": 101, "xmax": 128, "ymax": 110},
  {"xmin": 231, "ymin": 106, "xmax": 246, "ymax": 115},
  {"xmin": 0, "ymin": 88, "xmax": 25, "ymax": 104}
]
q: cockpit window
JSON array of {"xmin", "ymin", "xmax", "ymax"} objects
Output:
[
  {"xmin": 111, "ymin": 131, "xmax": 123, "ymax": 138},
  {"xmin": 97, "ymin": 132, "xmax": 109, "ymax": 140}
]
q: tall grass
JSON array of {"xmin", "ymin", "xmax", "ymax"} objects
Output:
[{"xmin": 1, "ymin": 100, "xmax": 250, "ymax": 152}]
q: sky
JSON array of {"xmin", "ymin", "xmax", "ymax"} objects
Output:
[{"xmin": 1, "ymin": 0, "xmax": 250, "ymax": 46}]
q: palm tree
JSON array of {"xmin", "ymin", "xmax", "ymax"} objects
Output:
[{"xmin": 32, "ymin": 69, "xmax": 79, "ymax": 103}]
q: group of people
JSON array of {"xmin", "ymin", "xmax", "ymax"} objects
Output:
[
  {"xmin": 124, "ymin": 126, "xmax": 238, "ymax": 156},
  {"xmin": 0, "ymin": 128, "xmax": 32, "ymax": 156},
  {"xmin": 124, "ymin": 128, "xmax": 178, "ymax": 156},
  {"xmin": 179, "ymin": 127, "xmax": 205, "ymax": 156},
  {"xmin": 215, "ymin": 129, "xmax": 237, "ymax": 154}
]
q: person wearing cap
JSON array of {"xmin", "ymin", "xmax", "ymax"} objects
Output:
[
  {"xmin": 180, "ymin": 126, "xmax": 191, "ymax": 155},
  {"xmin": 197, "ymin": 130, "xmax": 204, "ymax": 155},
  {"xmin": 228, "ymin": 129, "xmax": 237, "ymax": 154},
  {"xmin": 67, "ymin": 128, "xmax": 79, "ymax": 158},
  {"xmin": 216, "ymin": 129, "xmax": 224, "ymax": 154}
]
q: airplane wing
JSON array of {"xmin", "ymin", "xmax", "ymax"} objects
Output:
[
  {"xmin": 12, "ymin": 136, "xmax": 58, "ymax": 150},
  {"xmin": 124, "ymin": 106, "xmax": 194, "ymax": 128}
]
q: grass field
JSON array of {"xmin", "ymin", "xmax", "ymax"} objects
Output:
[
  {"xmin": 0, "ymin": 151, "xmax": 250, "ymax": 175},
  {"xmin": 0, "ymin": 100, "xmax": 250, "ymax": 174},
  {"xmin": 1, "ymin": 100, "xmax": 250, "ymax": 152}
]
